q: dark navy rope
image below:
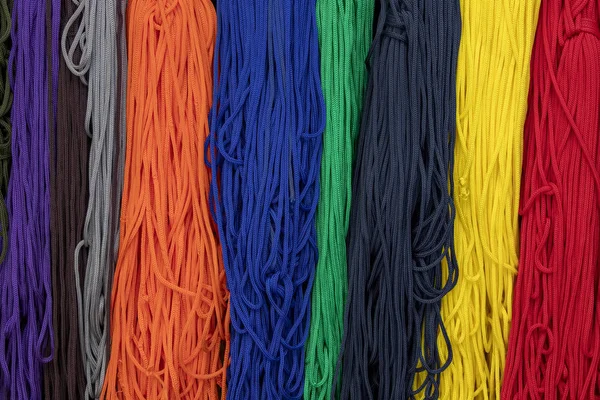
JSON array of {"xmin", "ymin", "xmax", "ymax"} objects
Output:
[{"xmin": 335, "ymin": 0, "xmax": 461, "ymax": 399}]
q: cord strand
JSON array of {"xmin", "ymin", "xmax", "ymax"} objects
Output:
[
  {"xmin": 43, "ymin": 0, "xmax": 90, "ymax": 396},
  {"xmin": 60, "ymin": 0, "xmax": 127, "ymax": 396},
  {"xmin": 0, "ymin": 0, "xmax": 11, "ymax": 264}
]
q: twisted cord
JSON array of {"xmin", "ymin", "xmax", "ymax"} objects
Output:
[{"xmin": 336, "ymin": 0, "xmax": 460, "ymax": 398}]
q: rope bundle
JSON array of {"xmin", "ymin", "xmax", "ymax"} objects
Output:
[
  {"xmin": 337, "ymin": 0, "xmax": 460, "ymax": 398},
  {"xmin": 433, "ymin": 1, "xmax": 540, "ymax": 399},
  {"xmin": 207, "ymin": 0, "xmax": 325, "ymax": 398},
  {"xmin": 0, "ymin": 0, "xmax": 10, "ymax": 263},
  {"xmin": 503, "ymin": 0, "xmax": 600, "ymax": 398},
  {"xmin": 0, "ymin": 0, "xmax": 58, "ymax": 397},
  {"xmin": 102, "ymin": 0, "xmax": 229, "ymax": 398},
  {"xmin": 43, "ymin": 0, "xmax": 91, "ymax": 396},
  {"xmin": 303, "ymin": 0, "xmax": 373, "ymax": 398},
  {"xmin": 60, "ymin": 0, "xmax": 127, "ymax": 396}
]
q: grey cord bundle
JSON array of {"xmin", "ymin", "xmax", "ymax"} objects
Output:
[
  {"xmin": 335, "ymin": 0, "xmax": 461, "ymax": 398},
  {"xmin": 61, "ymin": 0, "xmax": 126, "ymax": 397}
]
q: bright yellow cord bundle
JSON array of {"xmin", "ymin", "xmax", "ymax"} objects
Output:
[{"xmin": 430, "ymin": 1, "xmax": 540, "ymax": 399}]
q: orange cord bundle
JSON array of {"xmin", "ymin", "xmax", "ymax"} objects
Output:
[{"xmin": 101, "ymin": 0, "xmax": 229, "ymax": 398}]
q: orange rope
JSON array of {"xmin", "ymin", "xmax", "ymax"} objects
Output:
[{"xmin": 102, "ymin": 1, "xmax": 229, "ymax": 398}]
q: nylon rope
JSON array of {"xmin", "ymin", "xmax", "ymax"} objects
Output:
[
  {"xmin": 207, "ymin": 0, "xmax": 325, "ymax": 397},
  {"xmin": 43, "ymin": 0, "xmax": 91, "ymax": 396},
  {"xmin": 102, "ymin": 0, "xmax": 230, "ymax": 398},
  {"xmin": 0, "ymin": 0, "xmax": 11, "ymax": 264},
  {"xmin": 60, "ymin": 0, "xmax": 127, "ymax": 396},
  {"xmin": 335, "ymin": 0, "xmax": 461, "ymax": 398},
  {"xmin": 426, "ymin": 1, "xmax": 540, "ymax": 399},
  {"xmin": 302, "ymin": 0, "xmax": 373, "ymax": 398},
  {"xmin": 503, "ymin": 0, "xmax": 600, "ymax": 397},
  {"xmin": 0, "ymin": 0, "xmax": 58, "ymax": 397}
]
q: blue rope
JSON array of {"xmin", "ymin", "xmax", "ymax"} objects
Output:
[
  {"xmin": 207, "ymin": 1, "xmax": 325, "ymax": 399},
  {"xmin": 335, "ymin": 0, "xmax": 461, "ymax": 399}
]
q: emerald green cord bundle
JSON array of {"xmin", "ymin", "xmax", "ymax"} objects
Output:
[{"xmin": 303, "ymin": 2, "xmax": 373, "ymax": 399}]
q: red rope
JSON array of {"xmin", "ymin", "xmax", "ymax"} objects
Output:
[{"xmin": 502, "ymin": 0, "xmax": 600, "ymax": 398}]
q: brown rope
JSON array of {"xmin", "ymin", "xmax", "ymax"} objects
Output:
[{"xmin": 43, "ymin": 0, "xmax": 89, "ymax": 397}]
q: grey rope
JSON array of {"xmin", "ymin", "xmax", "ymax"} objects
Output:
[{"xmin": 61, "ymin": 0, "xmax": 125, "ymax": 397}]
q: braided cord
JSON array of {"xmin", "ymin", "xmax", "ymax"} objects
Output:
[
  {"xmin": 0, "ymin": 0, "xmax": 58, "ymax": 397},
  {"xmin": 208, "ymin": 0, "xmax": 325, "ymax": 398},
  {"xmin": 43, "ymin": 0, "xmax": 92, "ymax": 396},
  {"xmin": 337, "ymin": 0, "xmax": 461, "ymax": 398},
  {"xmin": 60, "ymin": 0, "xmax": 126, "ymax": 396},
  {"xmin": 503, "ymin": 0, "xmax": 600, "ymax": 397},
  {"xmin": 430, "ymin": 1, "xmax": 540, "ymax": 399},
  {"xmin": 303, "ymin": 0, "xmax": 373, "ymax": 398},
  {"xmin": 0, "ymin": 0, "xmax": 11, "ymax": 263},
  {"xmin": 102, "ymin": 0, "xmax": 230, "ymax": 397}
]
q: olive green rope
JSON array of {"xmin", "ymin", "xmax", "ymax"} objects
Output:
[
  {"xmin": 0, "ymin": 0, "xmax": 11, "ymax": 263},
  {"xmin": 303, "ymin": 1, "xmax": 373, "ymax": 399}
]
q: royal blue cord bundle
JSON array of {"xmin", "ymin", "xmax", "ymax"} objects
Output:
[{"xmin": 207, "ymin": 0, "xmax": 325, "ymax": 398}]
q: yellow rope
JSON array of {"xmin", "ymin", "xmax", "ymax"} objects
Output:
[{"xmin": 416, "ymin": 2, "xmax": 540, "ymax": 399}]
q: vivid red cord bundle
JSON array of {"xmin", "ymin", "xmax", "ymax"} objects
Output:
[{"xmin": 502, "ymin": 0, "xmax": 600, "ymax": 398}]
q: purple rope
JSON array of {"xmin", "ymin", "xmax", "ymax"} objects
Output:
[{"xmin": 0, "ymin": 0, "xmax": 59, "ymax": 397}]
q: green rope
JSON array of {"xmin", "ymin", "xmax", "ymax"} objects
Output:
[{"xmin": 303, "ymin": 1, "xmax": 373, "ymax": 399}]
